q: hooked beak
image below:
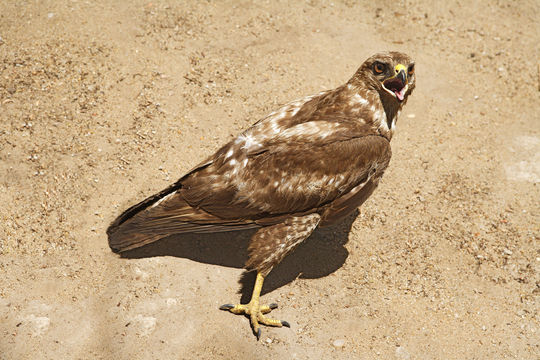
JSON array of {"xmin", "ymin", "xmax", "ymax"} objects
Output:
[{"xmin": 382, "ymin": 64, "xmax": 408, "ymax": 101}]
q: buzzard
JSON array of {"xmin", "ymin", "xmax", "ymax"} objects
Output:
[{"xmin": 107, "ymin": 51, "xmax": 416, "ymax": 339}]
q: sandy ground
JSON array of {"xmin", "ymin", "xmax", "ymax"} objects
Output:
[{"xmin": 1, "ymin": 0, "xmax": 539, "ymax": 359}]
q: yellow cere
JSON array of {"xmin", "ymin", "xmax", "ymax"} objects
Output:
[{"xmin": 395, "ymin": 64, "xmax": 407, "ymax": 74}]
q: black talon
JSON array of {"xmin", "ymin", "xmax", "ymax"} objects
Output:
[
  {"xmin": 281, "ymin": 320, "xmax": 290, "ymax": 328},
  {"xmin": 219, "ymin": 304, "xmax": 235, "ymax": 310},
  {"xmin": 256, "ymin": 328, "xmax": 262, "ymax": 340},
  {"xmin": 269, "ymin": 303, "xmax": 278, "ymax": 309}
]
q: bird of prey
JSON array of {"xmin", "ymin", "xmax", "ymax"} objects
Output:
[{"xmin": 107, "ymin": 51, "xmax": 415, "ymax": 339}]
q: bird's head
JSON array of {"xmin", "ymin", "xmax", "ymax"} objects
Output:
[{"xmin": 352, "ymin": 52, "xmax": 415, "ymax": 104}]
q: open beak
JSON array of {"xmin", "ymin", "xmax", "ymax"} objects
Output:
[{"xmin": 382, "ymin": 64, "xmax": 408, "ymax": 101}]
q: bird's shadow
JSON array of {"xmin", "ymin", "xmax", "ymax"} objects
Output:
[{"xmin": 122, "ymin": 210, "xmax": 358, "ymax": 303}]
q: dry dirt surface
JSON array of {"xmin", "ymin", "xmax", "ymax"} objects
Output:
[{"xmin": 1, "ymin": 1, "xmax": 539, "ymax": 359}]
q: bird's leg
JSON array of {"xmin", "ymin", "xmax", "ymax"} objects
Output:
[
  {"xmin": 219, "ymin": 272, "xmax": 289, "ymax": 339},
  {"xmin": 221, "ymin": 215, "xmax": 320, "ymax": 338}
]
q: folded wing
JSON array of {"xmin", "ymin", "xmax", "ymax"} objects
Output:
[{"xmin": 107, "ymin": 120, "xmax": 390, "ymax": 252}]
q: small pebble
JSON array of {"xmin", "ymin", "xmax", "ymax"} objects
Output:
[
  {"xmin": 332, "ymin": 339, "xmax": 345, "ymax": 348},
  {"xmin": 265, "ymin": 338, "xmax": 272, "ymax": 344},
  {"xmin": 407, "ymin": 114, "xmax": 416, "ymax": 119}
]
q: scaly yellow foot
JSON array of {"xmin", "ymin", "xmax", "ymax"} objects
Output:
[{"xmin": 219, "ymin": 272, "xmax": 290, "ymax": 339}]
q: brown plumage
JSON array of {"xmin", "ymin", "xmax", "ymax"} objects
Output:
[{"xmin": 107, "ymin": 51, "xmax": 415, "ymax": 338}]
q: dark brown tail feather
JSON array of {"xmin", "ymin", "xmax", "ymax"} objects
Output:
[
  {"xmin": 107, "ymin": 182, "xmax": 182, "ymax": 252},
  {"xmin": 107, "ymin": 182, "xmax": 259, "ymax": 253}
]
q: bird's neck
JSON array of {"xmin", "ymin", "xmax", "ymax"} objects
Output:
[
  {"xmin": 342, "ymin": 84, "xmax": 400, "ymax": 141},
  {"xmin": 379, "ymin": 95, "xmax": 404, "ymax": 140}
]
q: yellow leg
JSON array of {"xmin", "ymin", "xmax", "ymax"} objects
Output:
[{"xmin": 220, "ymin": 272, "xmax": 289, "ymax": 339}]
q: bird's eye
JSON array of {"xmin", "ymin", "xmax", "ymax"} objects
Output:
[
  {"xmin": 408, "ymin": 64, "xmax": 415, "ymax": 76},
  {"xmin": 373, "ymin": 62, "xmax": 386, "ymax": 74}
]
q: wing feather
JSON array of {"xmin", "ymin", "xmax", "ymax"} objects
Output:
[{"xmin": 180, "ymin": 124, "xmax": 391, "ymax": 221}]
